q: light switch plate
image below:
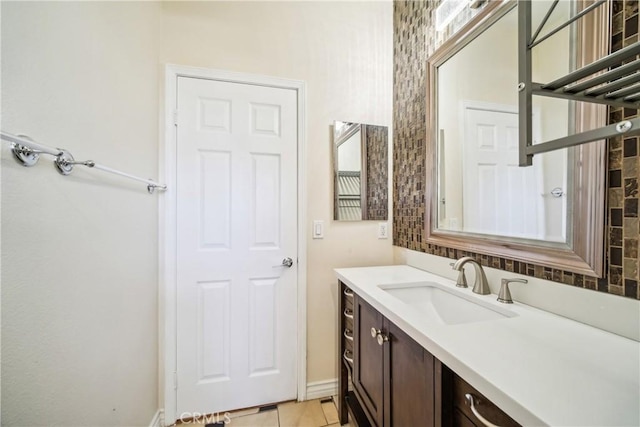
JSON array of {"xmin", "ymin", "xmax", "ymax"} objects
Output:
[
  {"xmin": 313, "ymin": 220, "xmax": 324, "ymax": 239},
  {"xmin": 378, "ymin": 222, "xmax": 388, "ymax": 239}
]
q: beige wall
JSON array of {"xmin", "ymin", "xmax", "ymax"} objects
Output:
[
  {"xmin": 160, "ymin": 0, "xmax": 394, "ymax": 385},
  {"xmin": 1, "ymin": 1, "xmax": 393, "ymax": 423},
  {"xmin": 1, "ymin": 2, "xmax": 161, "ymax": 425}
]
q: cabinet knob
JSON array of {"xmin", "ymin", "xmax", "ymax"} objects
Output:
[
  {"xmin": 371, "ymin": 327, "xmax": 381, "ymax": 338},
  {"xmin": 376, "ymin": 333, "xmax": 389, "ymax": 346}
]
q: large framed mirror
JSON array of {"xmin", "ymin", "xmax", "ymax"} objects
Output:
[
  {"xmin": 333, "ymin": 121, "xmax": 389, "ymax": 221},
  {"xmin": 426, "ymin": 0, "xmax": 607, "ymax": 277}
]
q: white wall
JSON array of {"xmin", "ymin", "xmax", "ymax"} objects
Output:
[
  {"xmin": 1, "ymin": 2, "xmax": 160, "ymax": 425},
  {"xmin": 159, "ymin": 0, "xmax": 394, "ymax": 386},
  {"xmin": 1, "ymin": 1, "xmax": 393, "ymax": 423},
  {"xmin": 0, "ymin": 5, "xmax": 3, "ymax": 420}
]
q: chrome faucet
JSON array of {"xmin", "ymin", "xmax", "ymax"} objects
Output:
[{"xmin": 452, "ymin": 257, "xmax": 491, "ymax": 295}]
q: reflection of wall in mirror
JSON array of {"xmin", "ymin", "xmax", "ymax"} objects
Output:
[
  {"xmin": 437, "ymin": 6, "xmax": 569, "ymax": 241},
  {"xmin": 337, "ymin": 128, "xmax": 363, "ymax": 221},
  {"xmin": 532, "ymin": 3, "xmax": 571, "ymax": 242},
  {"xmin": 338, "ymin": 130, "xmax": 362, "ymax": 171}
]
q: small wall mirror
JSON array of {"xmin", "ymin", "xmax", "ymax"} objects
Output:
[
  {"xmin": 426, "ymin": 0, "xmax": 607, "ymax": 276},
  {"xmin": 333, "ymin": 121, "xmax": 388, "ymax": 221}
]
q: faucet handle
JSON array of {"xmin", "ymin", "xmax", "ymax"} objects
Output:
[
  {"xmin": 497, "ymin": 278, "xmax": 528, "ymax": 304},
  {"xmin": 450, "ymin": 262, "xmax": 468, "ymax": 288}
]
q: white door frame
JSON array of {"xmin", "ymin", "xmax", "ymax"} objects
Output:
[{"xmin": 160, "ymin": 64, "xmax": 307, "ymax": 425}]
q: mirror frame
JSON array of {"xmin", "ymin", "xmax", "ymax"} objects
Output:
[{"xmin": 425, "ymin": 0, "xmax": 607, "ymax": 277}]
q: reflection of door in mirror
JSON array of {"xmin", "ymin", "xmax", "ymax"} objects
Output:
[
  {"xmin": 334, "ymin": 121, "xmax": 389, "ymax": 221},
  {"xmin": 462, "ymin": 105, "xmax": 539, "ymax": 238},
  {"xmin": 460, "ymin": 103, "xmax": 566, "ymax": 242}
]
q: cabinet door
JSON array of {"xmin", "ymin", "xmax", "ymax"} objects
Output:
[
  {"xmin": 385, "ymin": 320, "xmax": 435, "ymax": 427},
  {"xmin": 353, "ymin": 295, "xmax": 384, "ymax": 426}
]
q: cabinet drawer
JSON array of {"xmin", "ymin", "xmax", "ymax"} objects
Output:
[
  {"xmin": 343, "ymin": 324, "xmax": 354, "ymax": 344},
  {"xmin": 342, "ymin": 286, "xmax": 355, "ymax": 368},
  {"xmin": 344, "ymin": 301, "xmax": 354, "ymax": 319},
  {"xmin": 343, "ymin": 326, "xmax": 354, "ymax": 358},
  {"xmin": 452, "ymin": 374, "xmax": 520, "ymax": 427}
]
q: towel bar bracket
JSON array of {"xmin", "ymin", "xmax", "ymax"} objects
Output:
[
  {"xmin": 54, "ymin": 150, "xmax": 75, "ymax": 176},
  {"xmin": 11, "ymin": 136, "xmax": 41, "ymax": 167}
]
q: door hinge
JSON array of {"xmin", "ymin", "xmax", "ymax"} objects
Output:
[
  {"xmin": 174, "ymin": 371, "xmax": 178, "ymax": 390},
  {"xmin": 173, "ymin": 110, "xmax": 178, "ymax": 126}
]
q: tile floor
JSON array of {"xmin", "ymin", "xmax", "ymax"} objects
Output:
[{"xmin": 176, "ymin": 396, "xmax": 353, "ymax": 427}]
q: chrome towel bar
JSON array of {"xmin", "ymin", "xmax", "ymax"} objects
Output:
[{"xmin": 1, "ymin": 131, "xmax": 167, "ymax": 194}]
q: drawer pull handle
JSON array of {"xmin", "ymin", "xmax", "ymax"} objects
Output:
[
  {"xmin": 343, "ymin": 308, "xmax": 354, "ymax": 319},
  {"xmin": 343, "ymin": 349, "xmax": 354, "ymax": 364},
  {"xmin": 371, "ymin": 327, "xmax": 381, "ymax": 338},
  {"xmin": 344, "ymin": 329, "xmax": 354, "ymax": 341},
  {"xmin": 343, "ymin": 288, "xmax": 354, "ymax": 298},
  {"xmin": 465, "ymin": 394, "xmax": 501, "ymax": 427}
]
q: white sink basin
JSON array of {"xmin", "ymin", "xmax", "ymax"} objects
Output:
[{"xmin": 379, "ymin": 282, "xmax": 517, "ymax": 325}]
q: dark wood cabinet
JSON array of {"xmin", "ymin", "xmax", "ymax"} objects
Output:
[
  {"xmin": 385, "ymin": 321, "xmax": 435, "ymax": 427},
  {"xmin": 338, "ymin": 281, "xmax": 521, "ymax": 427},
  {"xmin": 353, "ymin": 294, "xmax": 385, "ymax": 426},
  {"xmin": 441, "ymin": 366, "xmax": 520, "ymax": 427},
  {"xmin": 340, "ymin": 286, "xmax": 435, "ymax": 427}
]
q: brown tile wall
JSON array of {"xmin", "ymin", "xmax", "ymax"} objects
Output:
[
  {"xmin": 609, "ymin": 0, "xmax": 639, "ymax": 298},
  {"xmin": 392, "ymin": 0, "xmax": 640, "ymax": 299},
  {"xmin": 365, "ymin": 124, "xmax": 389, "ymax": 220}
]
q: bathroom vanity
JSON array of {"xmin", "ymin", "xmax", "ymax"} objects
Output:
[{"xmin": 336, "ymin": 265, "xmax": 640, "ymax": 427}]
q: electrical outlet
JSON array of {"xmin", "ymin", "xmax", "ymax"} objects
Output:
[{"xmin": 378, "ymin": 222, "xmax": 388, "ymax": 239}]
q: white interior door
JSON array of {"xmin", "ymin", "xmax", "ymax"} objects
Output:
[
  {"xmin": 175, "ymin": 76, "xmax": 298, "ymax": 415},
  {"xmin": 462, "ymin": 106, "xmax": 543, "ymax": 239}
]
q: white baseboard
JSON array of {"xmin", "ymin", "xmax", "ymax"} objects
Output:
[
  {"xmin": 305, "ymin": 379, "xmax": 338, "ymax": 400},
  {"xmin": 149, "ymin": 409, "xmax": 164, "ymax": 427}
]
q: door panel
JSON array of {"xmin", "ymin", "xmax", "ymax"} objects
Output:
[
  {"xmin": 198, "ymin": 280, "xmax": 230, "ymax": 382},
  {"xmin": 176, "ymin": 76, "xmax": 298, "ymax": 415},
  {"xmin": 199, "ymin": 151, "xmax": 231, "ymax": 249}
]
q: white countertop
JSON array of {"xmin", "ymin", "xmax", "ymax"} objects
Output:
[{"xmin": 335, "ymin": 265, "xmax": 640, "ymax": 427}]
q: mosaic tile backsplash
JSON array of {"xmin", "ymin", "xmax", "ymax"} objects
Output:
[
  {"xmin": 365, "ymin": 124, "xmax": 389, "ymax": 220},
  {"xmin": 392, "ymin": 0, "xmax": 640, "ymax": 299}
]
